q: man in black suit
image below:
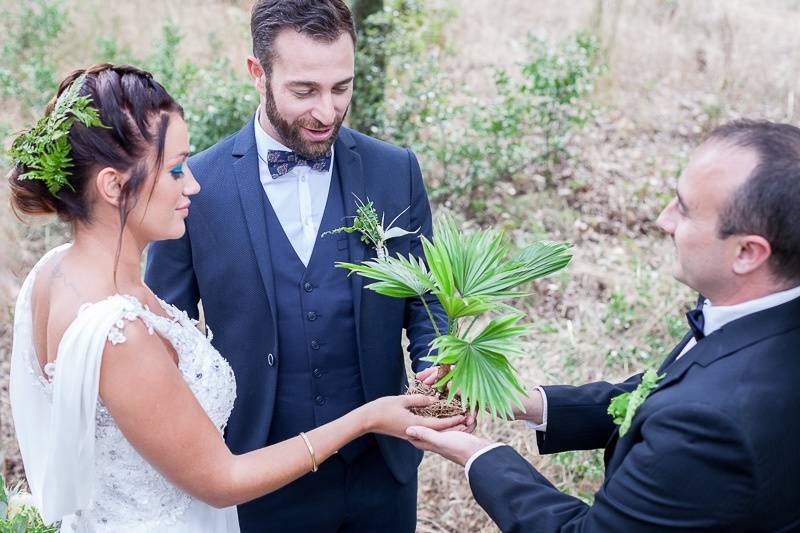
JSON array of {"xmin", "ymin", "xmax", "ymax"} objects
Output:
[{"xmin": 408, "ymin": 120, "xmax": 800, "ymax": 532}]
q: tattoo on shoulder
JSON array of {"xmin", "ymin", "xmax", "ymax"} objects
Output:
[{"xmin": 50, "ymin": 257, "xmax": 84, "ymax": 300}]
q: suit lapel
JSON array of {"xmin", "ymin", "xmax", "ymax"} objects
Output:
[
  {"xmin": 605, "ymin": 294, "xmax": 800, "ymax": 469},
  {"xmin": 657, "ymin": 331, "xmax": 693, "ymax": 373},
  {"xmin": 231, "ymin": 118, "xmax": 278, "ymax": 329},
  {"xmin": 603, "ymin": 330, "xmax": 693, "ymax": 464},
  {"xmin": 656, "ymin": 294, "xmax": 800, "ymax": 392},
  {"xmin": 652, "ymin": 295, "xmax": 703, "ymax": 374},
  {"xmin": 335, "ymin": 129, "xmax": 367, "ymax": 344}
]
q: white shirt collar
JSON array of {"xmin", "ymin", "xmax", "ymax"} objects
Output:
[{"xmin": 702, "ymin": 284, "xmax": 800, "ymax": 336}]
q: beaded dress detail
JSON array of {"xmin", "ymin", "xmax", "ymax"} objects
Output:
[{"xmin": 84, "ymin": 295, "xmax": 236, "ymax": 531}]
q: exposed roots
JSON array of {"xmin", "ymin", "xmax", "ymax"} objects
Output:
[{"xmin": 407, "ymin": 379, "xmax": 466, "ymax": 418}]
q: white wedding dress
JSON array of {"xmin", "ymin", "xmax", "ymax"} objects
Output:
[{"xmin": 10, "ymin": 244, "xmax": 241, "ymax": 532}]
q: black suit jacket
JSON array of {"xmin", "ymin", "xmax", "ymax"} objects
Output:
[{"xmin": 469, "ymin": 295, "xmax": 800, "ymax": 532}]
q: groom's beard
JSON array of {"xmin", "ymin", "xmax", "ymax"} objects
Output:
[{"xmin": 264, "ymin": 83, "xmax": 347, "ymax": 159}]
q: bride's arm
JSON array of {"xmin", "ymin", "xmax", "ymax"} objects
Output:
[{"xmin": 99, "ymin": 320, "xmax": 461, "ymax": 508}]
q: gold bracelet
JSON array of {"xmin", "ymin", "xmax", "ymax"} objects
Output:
[{"xmin": 298, "ymin": 432, "xmax": 318, "ymax": 472}]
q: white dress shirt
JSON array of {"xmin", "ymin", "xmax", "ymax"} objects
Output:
[
  {"xmin": 465, "ymin": 284, "xmax": 800, "ymax": 479},
  {"xmin": 253, "ymin": 109, "xmax": 335, "ymax": 266},
  {"xmin": 675, "ymin": 284, "xmax": 800, "ymax": 359}
]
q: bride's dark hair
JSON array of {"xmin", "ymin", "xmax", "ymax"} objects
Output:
[{"xmin": 8, "ymin": 63, "xmax": 183, "ymax": 227}]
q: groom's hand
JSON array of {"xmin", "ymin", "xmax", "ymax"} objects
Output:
[
  {"xmin": 418, "ymin": 367, "xmax": 544, "ymax": 427},
  {"xmin": 416, "ymin": 366, "xmax": 440, "ymax": 386},
  {"xmin": 406, "ymin": 426, "xmax": 492, "ymax": 466},
  {"xmin": 416, "ymin": 366, "xmax": 478, "ymax": 434}
]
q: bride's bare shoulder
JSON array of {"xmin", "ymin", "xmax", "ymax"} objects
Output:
[{"xmin": 30, "ymin": 249, "xmax": 115, "ymax": 363}]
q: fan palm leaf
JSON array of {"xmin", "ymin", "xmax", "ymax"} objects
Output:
[
  {"xmin": 426, "ymin": 314, "xmax": 529, "ymax": 419},
  {"xmin": 335, "ymin": 254, "xmax": 435, "ymax": 298},
  {"xmin": 335, "ymin": 213, "xmax": 573, "ymax": 419}
]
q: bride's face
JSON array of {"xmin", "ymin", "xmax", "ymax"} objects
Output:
[{"xmin": 127, "ymin": 115, "xmax": 199, "ymax": 242}]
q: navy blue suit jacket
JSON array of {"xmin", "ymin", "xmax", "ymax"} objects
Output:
[
  {"xmin": 145, "ymin": 118, "xmax": 443, "ymax": 484},
  {"xmin": 469, "ymin": 295, "xmax": 800, "ymax": 532}
]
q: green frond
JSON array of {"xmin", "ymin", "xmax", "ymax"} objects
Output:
[
  {"xmin": 511, "ymin": 240, "xmax": 575, "ymax": 283},
  {"xmin": 435, "ymin": 293, "xmax": 496, "ymax": 318},
  {"xmin": 421, "ymin": 216, "xmax": 572, "ymax": 303},
  {"xmin": 335, "ymin": 254, "xmax": 434, "ymax": 298},
  {"xmin": 424, "ymin": 216, "xmax": 509, "ymax": 298},
  {"xmin": 337, "ymin": 209, "xmax": 574, "ymax": 420},
  {"xmin": 425, "ymin": 314, "xmax": 529, "ymax": 419},
  {"xmin": 421, "ymin": 234, "xmax": 456, "ymax": 297},
  {"xmin": 9, "ymin": 72, "xmax": 107, "ymax": 197}
]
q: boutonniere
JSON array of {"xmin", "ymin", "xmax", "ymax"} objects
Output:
[
  {"xmin": 608, "ymin": 368, "xmax": 664, "ymax": 436},
  {"xmin": 323, "ymin": 195, "xmax": 419, "ymax": 259}
]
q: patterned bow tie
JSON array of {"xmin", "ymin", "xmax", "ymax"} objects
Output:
[
  {"xmin": 686, "ymin": 308, "xmax": 705, "ymax": 341},
  {"xmin": 265, "ymin": 149, "xmax": 332, "ymax": 178}
]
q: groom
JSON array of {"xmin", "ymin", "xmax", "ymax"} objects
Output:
[
  {"xmin": 409, "ymin": 120, "xmax": 800, "ymax": 531},
  {"xmin": 146, "ymin": 1, "xmax": 445, "ymax": 531}
]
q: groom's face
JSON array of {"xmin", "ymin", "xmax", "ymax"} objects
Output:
[
  {"xmin": 656, "ymin": 141, "xmax": 758, "ymax": 298},
  {"xmin": 260, "ymin": 29, "xmax": 354, "ymax": 159}
]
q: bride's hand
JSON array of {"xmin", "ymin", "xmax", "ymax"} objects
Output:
[{"xmin": 362, "ymin": 395, "xmax": 466, "ymax": 440}]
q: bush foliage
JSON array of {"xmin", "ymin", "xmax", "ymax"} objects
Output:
[
  {"xmin": 2, "ymin": 0, "xmax": 601, "ymax": 213},
  {"xmin": 0, "ymin": 0, "xmax": 255, "ymax": 163},
  {"xmin": 355, "ymin": 0, "xmax": 602, "ymax": 214}
]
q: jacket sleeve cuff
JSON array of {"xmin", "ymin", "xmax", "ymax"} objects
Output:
[{"xmin": 464, "ymin": 443, "xmax": 508, "ymax": 479}]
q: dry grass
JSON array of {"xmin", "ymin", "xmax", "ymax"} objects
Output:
[{"xmin": 1, "ymin": 0, "xmax": 799, "ymax": 530}]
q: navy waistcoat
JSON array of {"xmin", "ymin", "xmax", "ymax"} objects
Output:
[{"xmin": 263, "ymin": 162, "xmax": 369, "ymax": 461}]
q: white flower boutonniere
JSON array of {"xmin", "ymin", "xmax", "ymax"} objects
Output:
[
  {"xmin": 608, "ymin": 368, "xmax": 664, "ymax": 436},
  {"xmin": 322, "ymin": 195, "xmax": 419, "ymax": 259}
]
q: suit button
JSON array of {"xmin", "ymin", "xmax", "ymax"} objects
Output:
[
  {"xmin": 307, "ymin": 311, "xmax": 317, "ymax": 321},
  {"xmin": 303, "ymin": 282, "xmax": 313, "ymax": 292},
  {"xmin": 267, "ymin": 353, "xmax": 275, "ymax": 366},
  {"xmin": 313, "ymin": 368, "xmax": 323, "ymax": 378},
  {"xmin": 315, "ymin": 395, "xmax": 327, "ymax": 406},
  {"xmin": 310, "ymin": 340, "xmax": 320, "ymax": 350}
]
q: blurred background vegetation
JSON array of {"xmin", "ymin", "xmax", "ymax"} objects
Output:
[{"xmin": 1, "ymin": 0, "xmax": 799, "ymax": 530}]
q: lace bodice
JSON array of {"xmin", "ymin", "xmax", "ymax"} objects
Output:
[{"xmin": 77, "ymin": 295, "xmax": 237, "ymax": 531}]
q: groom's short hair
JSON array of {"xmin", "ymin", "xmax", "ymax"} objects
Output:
[
  {"xmin": 250, "ymin": 0, "xmax": 357, "ymax": 75},
  {"xmin": 710, "ymin": 120, "xmax": 800, "ymax": 282}
]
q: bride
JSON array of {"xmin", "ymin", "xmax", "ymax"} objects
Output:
[{"xmin": 7, "ymin": 64, "xmax": 463, "ymax": 532}]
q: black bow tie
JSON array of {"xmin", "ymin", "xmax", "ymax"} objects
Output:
[{"xmin": 686, "ymin": 308, "xmax": 705, "ymax": 341}]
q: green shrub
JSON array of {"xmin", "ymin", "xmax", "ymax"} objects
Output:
[
  {"xmin": 98, "ymin": 27, "xmax": 256, "ymax": 154},
  {"xmin": 0, "ymin": 0, "xmax": 67, "ymax": 167},
  {"xmin": 447, "ymin": 32, "xmax": 601, "ymax": 213},
  {"xmin": 354, "ymin": 0, "xmax": 457, "ymax": 165},
  {"xmin": 0, "ymin": 0, "xmax": 64, "ymax": 113},
  {"xmin": 1, "ymin": 3, "xmax": 255, "ymax": 163},
  {"xmin": 179, "ymin": 57, "xmax": 257, "ymax": 154},
  {"xmin": 353, "ymin": 1, "xmax": 602, "ymax": 214}
]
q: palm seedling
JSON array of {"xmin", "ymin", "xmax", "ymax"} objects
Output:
[{"xmin": 336, "ymin": 215, "xmax": 573, "ymax": 419}]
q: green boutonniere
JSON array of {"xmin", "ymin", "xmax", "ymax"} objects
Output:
[
  {"xmin": 608, "ymin": 368, "xmax": 664, "ymax": 436},
  {"xmin": 322, "ymin": 195, "xmax": 419, "ymax": 260}
]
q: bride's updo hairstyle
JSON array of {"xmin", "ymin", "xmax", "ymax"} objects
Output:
[{"xmin": 8, "ymin": 64, "xmax": 183, "ymax": 228}]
